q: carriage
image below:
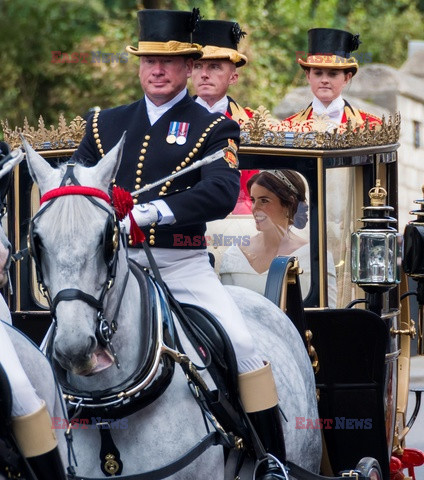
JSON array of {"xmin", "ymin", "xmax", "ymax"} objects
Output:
[{"xmin": 1, "ymin": 108, "xmax": 424, "ymax": 479}]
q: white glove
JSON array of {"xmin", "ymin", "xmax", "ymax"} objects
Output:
[{"xmin": 120, "ymin": 203, "xmax": 160, "ymax": 232}]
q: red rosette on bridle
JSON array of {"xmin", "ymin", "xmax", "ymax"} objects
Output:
[{"xmin": 112, "ymin": 185, "xmax": 145, "ymax": 244}]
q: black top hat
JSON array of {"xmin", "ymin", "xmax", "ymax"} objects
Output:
[
  {"xmin": 192, "ymin": 20, "xmax": 247, "ymax": 67},
  {"xmin": 126, "ymin": 9, "xmax": 202, "ymax": 59},
  {"xmin": 298, "ymin": 28, "xmax": 360, "ymax": 74},
  {"xmin": 308, "ymin": 28, "xmax": 360, "ymax": 57}
]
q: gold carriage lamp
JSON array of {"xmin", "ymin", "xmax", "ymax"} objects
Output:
[
  {"xmin": 351, "ymin": 180, "xmax": 402, "ymax": 306},
  {"xmin": 402, "ymin": 184, "xmax": 424, "ymax": 355}
]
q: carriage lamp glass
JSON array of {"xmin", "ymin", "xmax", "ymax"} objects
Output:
[
  {"xmin": 351, "ymin": 180, "xmax": 402, "ymax": 288},
  {"xmin": 351, "ymin": 231, "xmax": 401, "ymax": 284}
]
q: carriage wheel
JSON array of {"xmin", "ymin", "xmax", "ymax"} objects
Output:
[{"xmin": 354, "ymin": 457, "xmax": 383, "ymax": 480}]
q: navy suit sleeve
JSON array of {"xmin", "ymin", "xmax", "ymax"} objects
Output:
[{"xmin": 162, "ymin": 118, "xmax": 240, "ymax": 227}]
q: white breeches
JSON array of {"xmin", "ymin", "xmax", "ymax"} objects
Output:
[
  {"xmin": 129, "ymin": 248, "xmax": 263, "ymax": 373},
  {"xmin": 0, "ymin": 320, "xmax": 42, "ymax": 417}
]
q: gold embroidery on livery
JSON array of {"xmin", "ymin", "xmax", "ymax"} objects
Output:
[{"xmin": 224, "ymin": 138, "xmax": 239, "ymax": 168}]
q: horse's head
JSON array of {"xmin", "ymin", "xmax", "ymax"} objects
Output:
[
  {"xmin": 0, "ymin": 142, "xmax": 24, "ymax": 287},
  {"xmin": 23, "ymin": 135, "xmax": 125, "ymax": 375}
]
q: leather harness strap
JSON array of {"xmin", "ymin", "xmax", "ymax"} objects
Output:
[
  {"xmin": 67, "ymin": 431, "xmax": 223, "ymax": 480},
  {"xmin": 66, "ymin": 450, "xmax": 370, "ymax": 480},
  {"xmin": 286, "ymin": 461, "xmax": 368, "ymax": 480}
]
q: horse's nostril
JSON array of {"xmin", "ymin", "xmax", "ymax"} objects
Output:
[{"xmin": 53, "ymin": 345, "xmax": 71, "ymax": 365}]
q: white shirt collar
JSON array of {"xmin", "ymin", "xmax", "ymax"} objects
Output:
[
  {"xmin": 195, "ymin": 95, "xmax": 229, "ymax": 114},
  {"xmin": 312, "ymin": 95, "xmax": 345, "ymax": 123},
  {"xmin": 145, "ymin": 88, "xmax": 187, "ymax": 125}
]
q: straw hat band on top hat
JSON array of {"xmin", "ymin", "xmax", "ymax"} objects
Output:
[
  {"xmin": 298, "ymin": 27, "xmax": 360, "ymax": 74},
  {"xmin": 192, "ymin": 19, "xmax": 248, "ymax": 67},
  {"xmin": 126, "ymin": 41, "xmax": 202, "ymax": 57},
  {"xmin": 201, "ymin": 45, "xmax": 248, "ymax": 66},
  {"xmin": 126, "ymin": 9, "xmax": 203, "ymax": 59},
  {"xmin": 298, "ymin": 54, "xmax": 358, "ymax": 70}
]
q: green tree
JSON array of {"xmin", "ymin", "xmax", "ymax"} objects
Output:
[
  {"xmin": 1, "ymin": 0, "xmax": 424, "ymax": 131},
  {"xmin": 0, "ymin": 0, "xmax": 104, "ymax": 126}
]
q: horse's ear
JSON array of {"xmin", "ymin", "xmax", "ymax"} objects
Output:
[
  {"xmin": 20, "ymin": 135, "xmax": 61, "ymax": 193},
  {"xmin": 89, "ymin": 132, "xmax": 126, "ymax": 190}
]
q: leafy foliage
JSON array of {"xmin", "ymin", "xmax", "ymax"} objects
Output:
[
  {"xmin": 1, "ymin": 0, "xmax": 423, "ymax": 130},
  {"xmin": 0, "ymin": 0, "xmax": 105, "ymax": 125}
]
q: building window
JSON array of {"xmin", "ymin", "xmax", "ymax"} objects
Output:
[{"xmin": 413, "ymin": 120, "xmax": 421, "ymax": 148}]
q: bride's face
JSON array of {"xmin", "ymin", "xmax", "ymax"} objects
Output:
[{"xmin": 250, "ymin": 183, "xmax": 288, "ymax": 232}]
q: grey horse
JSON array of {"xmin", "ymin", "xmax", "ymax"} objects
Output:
[
  {"xmin": 0, "ymin": 148, "xmax": 67, "ymax": 479},
  {"xmin": 22, "ymin": 136, "xmax": 322, "ymax": 479}
]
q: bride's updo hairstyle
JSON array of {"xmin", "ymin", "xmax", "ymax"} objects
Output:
[{"xmin": 247, "ymin": 170, "xmax": 308, "ymax": 229}]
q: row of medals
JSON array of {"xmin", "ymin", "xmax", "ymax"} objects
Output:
[
  {"xmin": 166, "ymin": 121, "xmax": 188, "ymax": 145},
  {"xmin": 166, "ymin": 134, "xmax": 187, "ymax": 145}
]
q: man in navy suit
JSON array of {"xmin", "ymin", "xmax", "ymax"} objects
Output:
[{"xmin": 76, "ymin": 9, "xmax": 286, "ymax": 478}]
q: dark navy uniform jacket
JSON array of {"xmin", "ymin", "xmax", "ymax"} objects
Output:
[{"xmin": 75, "ymin": 92, "xmax": 240, "ymax": 249}]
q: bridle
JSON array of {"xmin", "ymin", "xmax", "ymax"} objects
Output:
[{"xmin": 28, "ymin": 162, "xmax": 123, "ymax": 366}]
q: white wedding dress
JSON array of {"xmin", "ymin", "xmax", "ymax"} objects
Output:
[{"xmin": 220, "ymin": 244, "xmax": 337, "ymax": 308}]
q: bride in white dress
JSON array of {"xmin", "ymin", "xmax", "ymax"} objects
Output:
[{"xmin": 220, "ymin": 170, "xmax": 337, "ymax": 307}]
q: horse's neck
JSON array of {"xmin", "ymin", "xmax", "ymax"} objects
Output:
[{"xmin": 70, "ymin": 253, "xmax": 142, "ymax": 390}]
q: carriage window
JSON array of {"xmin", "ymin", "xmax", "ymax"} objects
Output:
[
  {"xmin": 206, "ymin": 169, "xmax": 313, "ymax": 302},
  {"xmin": 326, "ymin": 167, "xmax": 359, "ymax": 308},
  {"xmin": 29, "ymin": 183, "xmax": 49, "ymax": 309}
]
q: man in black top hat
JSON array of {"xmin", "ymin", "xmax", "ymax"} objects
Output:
[
  {"xmin": 75, "ymin": 10, "xmax": 288, "ymax": 477},
  {"xmin": 191, "ymin": 19, "xmax": 252, "ymax": 123},
  {"xmin": 191, "ymin": 19, "xmax": 257, "ymax": 215},
  {"xmin": 75, "ymin": 9, "xmax": 287, "ymax": 478},
  {"xmin": 286, "ymin": 28, "xmax": 381, "ymax": 128}
]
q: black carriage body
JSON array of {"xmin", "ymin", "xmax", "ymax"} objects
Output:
[
  {"xmin": 237, "ymin": 144, "xmax": 399, "ymax": 477},
  {"xmin": 3, "ymin": 115, "xmax": 405, "ymax": 478}
]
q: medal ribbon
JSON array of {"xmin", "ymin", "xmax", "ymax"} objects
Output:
[
  {"xmin": 177, "ymin": 122, "xmax": 189, "ymax": 140},
  {"xmin": 167, "ymin": 121, "xmax": 178, "ymax": 137}
]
